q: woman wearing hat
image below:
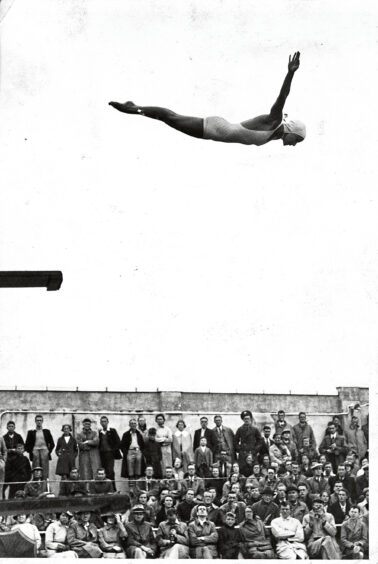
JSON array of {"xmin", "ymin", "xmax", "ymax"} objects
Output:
[
  {"xmin": 98, "ymin": 513, "xmax": 127, "ymax": 558},
  {"xmin": 45, "ymin": 512, "xmax": 78, "ymax": 558},
  {"xmin": 109, "ymin": 53, "xmax": 306, "ymax": 148},
  {"xmin": 67, "ymin": 510, "xmax": 103, "ymax": 558},
  {"xmin": 55, "ymin": 424, "xmax": 78, "ymax": 482}
]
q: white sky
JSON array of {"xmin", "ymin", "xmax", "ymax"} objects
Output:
[{"xmin": 0, "ymin": 0, "xmax": 377, "ymax": 394}]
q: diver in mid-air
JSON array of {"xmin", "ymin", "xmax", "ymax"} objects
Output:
[{"xmin": 109, "ymin": 52, "xmax": 305, "ymax": 147}]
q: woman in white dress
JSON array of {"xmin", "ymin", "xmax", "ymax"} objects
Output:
[
  {"xmin": 172, "ymin": 420, "xmax": 194, "ymax": 474},
  {"xmin": 155, "ymin": 414, "xmax": 173, "ymax": 476}
]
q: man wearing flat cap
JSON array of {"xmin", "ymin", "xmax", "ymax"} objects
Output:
[
  {"xmin": 286, "ymin": 485, "xmax": 309, "ymax": 523},
  {"xmin": 251, "ymin": 486, "xmax": 280, "ymax": 525},
  {"xmin": 306, "ymin": 462, "xmax": 330, "ymax": 501},
  {"xmin": 126, "ymin": 505, "xmax": 156, "ymax": 558},
  {"xmin": 235, "ymin": 410, "xmax": 262, "ymax": 467}
]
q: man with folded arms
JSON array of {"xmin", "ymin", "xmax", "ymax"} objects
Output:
[
  {"xmin": 188, "ymin": 503, "xmax": 218, "ymax": 559},
  {"xmin": 271, "ymin": 502, "xmax": 308, "ymax": 559}
]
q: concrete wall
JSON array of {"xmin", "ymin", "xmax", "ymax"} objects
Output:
[{"xmin": 0, "ymin": 387, "xmax": 368, "ymax": 495}]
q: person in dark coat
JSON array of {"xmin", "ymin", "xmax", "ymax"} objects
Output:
[
  {"xmin": 142, "ymin": 428, "xmax": 162, "ymax": 479},
  {"xmin": 120, "ymin": 419, "xmax": 145, "ymax": 480},
  {"xmin": 235, "ymin": 410, "xmax": 262, "ymax": 466},
  {"xmin": 319, "ymin": 422, "xmax": 347, "ymax": 473},
  {"xmin": 3, "ymin": 421, "xmax": 25, "ymax": 498},
  {"xmin": 251, "ymin": 487, "xmax": 280, "ymax": 525},
  {"xmin": 55, "ymin": 424, "xmax": 78, "ymax": 479},
  {"xmin": 98, "ymin": 416, "xmax": 122, "ymax": 489},
  {"xmin": 217, "ymin": 512, "xmax": 242, "ymax": 559},
  {"xmin": 193, "ymin": 416, "xmax": 214, "ymax": 452},
  {"xmin": 211, "ymin": 415, "xmax": 235, "ymax": 463},
  {"xmin": 328, "ymin": 488, "xmax": 351, "ymax": 538},
  {"xmin": 329, "ymin": 463, "xmax": 356, "ymax": 502},
  {"xmin": 5, "ymin": 443, "xmax": 31, "ymax": 498},
  {"xmin": 59, "ymin": 467, "xmax": 87, "ymax": 496},
  {"xmin": 24, "ymin": 414, "xmax": 55, "ymax": 479}
]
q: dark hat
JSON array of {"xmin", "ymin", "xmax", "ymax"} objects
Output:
[
  {"xmin": 102, "ymin": 511, "xmax": 116, "ymax": 520},
  {"xmin": 241, "ymin": 410, "xmax": 252, "ymax": 420},
  {"xmin": 262, "ymin": 487, "xmax": 274, "ymax": 496},
  {"xmin": 312, "ymin": 498, "xmax": 324, "ymax": 505},
  {"xmin": 286, "ymin": 485, "xmax": 298, "ymax": 493},
  {"xmin": 263, "ymin": 424, "xmax": 271, "ymax": 430},
  {"xmin": 82, "ymin": 418, "xmax": 92, "ymax": 423},
  {"xmin": 131, "ymin": 504, "xmax": 145, "ymax": 514},
  {"xmin": 32, "ymin": 466, "xmax": 43, "ymax": 472},
  {"xmin": 77, "ymin": 509, "xmax": 93, "ymax": 515}
]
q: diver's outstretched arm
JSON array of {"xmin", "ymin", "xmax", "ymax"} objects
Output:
[{"xmin": 269, "ymin": 52, "xmax": 300, "ymax": 121}]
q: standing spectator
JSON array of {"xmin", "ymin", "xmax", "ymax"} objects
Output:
[
  {"xmin": 45, "ymin": 511, "xmax": 78, "ymax": 558},
  {"xmin": 319, "ymin": 422, "xmax": 347, "ymax": 472},
  {"xmin": 98, "ymin": 416, "xmax": 122, "ymax": 489},
  {"xmin": 3, "ymin": 420, "xmax": 24, "ymax": 499},
  {"xmin": 172, "ymin": 420, "xmax": 194, "ymax": 474},
  {"xmin": 55, "ymin": 424, "xmax": 78, "ymax": 481},
  {"xmin": 303, "ymin": 498, "xmax": 340, "ymax": 559},
  {"xmin": 239, "ymin": 506, "xmax": 274, "ymax": 559},
  {"xmin": 340, "ymin": 506, "xmax": 368, "ymax": 560},
  {"xmin": 4, "ymin": 443, "xmax": 31, "ymax": 498},
  {"xmin": 293, "ymin": 412, "xmax": 317, "ymax": 451},
  {"xmin": 193, "ymin": 417, "xmax": 214, "ymax": 452},
  {"xmin": 0, "ymin": 435, "xmax": 7, "ymax": 500},
  {"xmin": 300, "ymin": 437, "xmax": 318, "ymax": 462},
  {"xmin": 25, "ymin": 414, "xmax": 55, "ymax": 480},
  {"xmin": 235, "ymin": 410, "xmax": 262, "ymax": 466},
  {"xmin": 217, "ymin": 512, "xmax": 242, "ymax": 559},
  {"xmin": 271, "ymin": 502, "xmax": 308, "ymax": 559},
  {"xmin": 125, "ymin": 505, "xmax": 156, "ymax": 559},
  {"xmin": 281, "ymin": 429, "xmax": 298, "ymax": 461},
  {"xmin": 274, "ymin": 409, "xmax": 294, "ymax": 439},
  {"xmin": 344, "ymin": 406, "xmax": 368, "ymax": 460},
  {"xmin": 361, "ymin": 414, "xmax": 368, "ymax": 447},
  {"xmin": 98, "ymin": 512, "xmax": 127, "ymax": 558},
  {"xmin": 194, "ymin": 437, "xmax": 213, "ymax": 478},
  {"xmin": 137, "ymin": 416, "xmax": 148, "ymax": 441},
  {"xmin": 76, "ymin": 419, "xmax": 101, "ymax": 490},
  {"xmin": 188, "ymin": 503, "xmax": 218, "ymax": 559},
  {"xmin": 156, "ymin": 507, "xmax": 189, "ymax": 559},
  {"xmin": 258, "ymin": 424, "xmax": 275, "ymax": 463},
  {"xmin": 155, "ymin": 414, "xmax": 173, "ymax": 475},
  {"xmin": 67, "ymin": 510, "xmax": 103, "ymax": 558},
  {"xmin": 143, "ymin": 428, "xmax": 163, "ymax": 479},
  {"xmin": 211, "ymin": 415, "xmax": 235, "ymax": 464},
  {"xmin": 121, "ymin": 418, "xmax": 145, "ymax": 483}
]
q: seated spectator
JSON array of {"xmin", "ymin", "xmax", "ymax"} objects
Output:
[
  {"xmin": 300, "ymin": 436, "xmax": 318, "ymax": 461},
  {"xmin": 243, "ymin": 483, "xmax": 261, "ymax": 506},
  {"xmin": 258, "ymin": 466, "xmax": 279, "ymax": 493},
  {"xmin": 59, "ymin": 467, "xmax": 87, "ymax": 497},
  {"xmin": 206, "ymin": 465, "xmax": 224, "ymax": 500},
  {"xmin": 251, "ymin": 486, "xmax": 280, "ymax": 525},
  {"xmin": 298, "ymin": 483, "xmax": 312, "ymax": 510},
  {"xmin": 219, "ymin": 491, "xmax": 246, "ymax": 524},
  {"xmin": 188, "ymin": 503, "xmax": 218, "ymax": 559},
  {"xmin": 239, "ymin": 505, "xmax": 274, "ymax": 559},
  {"xmin": 269, "ymin": 434, "xmax": 291, "ymax": 468},
  {"xmin": 125, "ymin": 505, "xmax": 156, "ymax": 559},
  {"xmin": 124, "ymin": 491, "xmax": 156, "ymax": 525},
  {"xmin": 143, "ymin": 428, "xmax": 163, "ymax": 479},
  {"xmin": 323, "ymin": 461, "xmax": 335, "ymax": 479},
  {"xmin": 208, "ymin": 486, "xmax": 222, "ymax": 507},
  {"xmin": 159, "ymin": 466, "xmax": 181, "ymax": 498},
  {"xmin": 303, "ymin": 498, "xmax": 340, "ymax": 559},
  {"xmin": 5, "ymin": 443, "xmax": 31, "ymax": 498},
  {"xmin": 215, "ymin": 449, "xmax": 232, "ymax": 479},
  {"xmin": 244, "ymin": 461, "xmax": 262, "ymax": 487},
  {"xmin": 299, "ymin": 453, "xmax": 313, "ymax": 477},
  {"xmin": 217, "ymin": 511, "xmax": 242, "ymax": 559},
  {"xmin": 45, "ymin": 511, "xmax": 78, "ymax": 558},
  {"xmin": 136, "ymin": 465, "xmax": 160, "ymax": 499},
  {"xmin": 329, "ymin": 463, "xmax": 356, "ymax": 502},
  {"xmin": 271, "ymin": 502, "xmax": 308, "ymax": 559},
  {"xmin": 190, "ymin": 490, "xmax": 222, "ymax": 526},
  {"xmin": 306, "ymin": 461, "xmax": 330, "ymax": 500},
  {"xmin": 320, "ymin": 490, "xmax": 331, "ymax": 513},
  {"xmin": 221, "ymin": 471, "xmax": 244, "ymax": 502},
  {"xmin": 355, "ymin": 463, "xmax": 369, "ymax": 502},
  {"xmin": 260, "ymin": 454, "xmax": 271, "ymax": 477},
  {"xmin": 156, "ymin": 494, "xmax": 176, "ymax": 526},
  {"xmin": 287, "ymin": 485, "xmax": 308, "ymax": 523},
  {"xmin": 357, "ymin": 487, "xmax": 368, "ymax": 518},
  {"xmin": 329, "ymin": 488, "xmax": 351, "ymax": 536},
  {"xmin": 281, "ymin": 429, "xmax": 298, "ymax": 461},
  {"xmin": 156, "ymin": 507, "xmax": 189, "ymax": 559},
  {"xmin": 274, "ymin": 483, "xmax": 288, "ymax": 507},
  {"xmin": 176, "ymin": 488, "xmax": 196, "ymax": 524},
  {"xmin": 282, "ymin": 460, "xmax": 307, "ymax": 489},
  {"xmin": 98, "ymin": 512, "xmax": 127, "ymax": 558},
  {"xmin": 356, "ymin": 457, "xmax": 368, "ymax": 478},
  {"xmin": 181, "ymin": 463, "xmax": 204, "ymax": 499},
  {"xmin": 173, "ymin": 457, "xmax": 185, "ymax": 481},
  {"xmin": 240, "ymin": 453, "xmax": 255, "ymax": 477},
  {"xmin": 329, "ymin": 480, "xmax": 345, "ymax": 505},
  {"xmin": 67, "ymin": 510, "xmax": 103, "ymax": 558},
  {"xmin": 89, "ymin": 467, "xmax": 114, "ymax": 495},
  {"xmin": 12, "ymin": 514, "xmax": 42, "ymax": 554},
  {"xmin": 24, "ymin": 466, "xmax": 49, "ymax": 498},
  {"xmin": 340, "ymin": 505, "xmax": 368, "ymax": 560},
  {"xmin": 194, "ymin": 437, "xmax": 213, "ymax": 478}
]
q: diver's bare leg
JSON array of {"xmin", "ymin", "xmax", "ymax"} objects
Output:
[{"xmin": 109, "ymin": 101, "xmax": 204, "ymax": 139}]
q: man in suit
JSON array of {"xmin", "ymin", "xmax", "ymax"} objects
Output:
[
  {"xmin": 306, "ymin": 462, "xmax": 330, "ymax": 501},
  {"xmin": 329, "ymin": 463, "xmax": 356, "ymax": 502},
  {"xmin": 194, "ymin": 437, "xmax": 213, "ymax": 477},
  {"xmin": 98, "ymin": 416, "xmax": 122, "ymax": 490},
  {"xmin": 215, "ymin": 450, "xmax": 232, "ymax": 479},
  {"xmin": 274, "ymin": 409, "xmax": 295, "ymax": 439},
  {"xmin": 211, "ymin": 415, "xmax": 235, "ymax": 463},
  {"xmin": 328, "ymin": 488, "xmax": 351, "ymax": 538},
  {"xmin": 193, "ymin": 416, "xmax": 214, "ymax": 452},
  {"xmin": 235, "ymin": 410, "xmax": 262, "ymax": 466},
  {"xmin": 24, "ymin": 414, "xmax": 55, "ymax": 479},
  {"xmin": 319, "ymin": 422, "xmax": 347, "ymax": 473},
  {"xmin": 120, "ymin": 418, "xmax": 145, "ymax": 481},
  {"xmin": 3, "ymin": 420, "xmax": 24, "ymax": 498},
  {"xmin": 258, "ymin": 424, "xmax": 275, "ymax": 463}
]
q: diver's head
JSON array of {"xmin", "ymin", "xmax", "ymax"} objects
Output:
[{"xmin": 282, "ymin": 117, "xmax": 306, "ymax": 146}]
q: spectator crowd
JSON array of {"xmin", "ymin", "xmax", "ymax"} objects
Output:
[{"xmin": 0, "ymin": 404, "xmax": 369, "ymax": 559}]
